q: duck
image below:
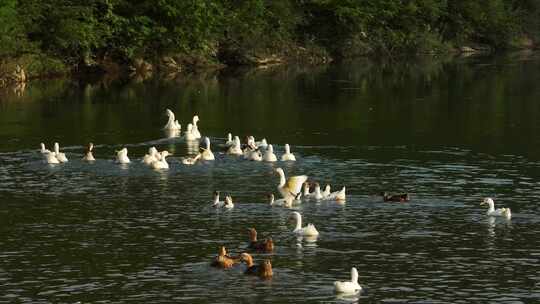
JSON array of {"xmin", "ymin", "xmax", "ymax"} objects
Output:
[
  {"xmin": 184, "ymin": 123, "xmax": 197, "ymax": 141},
  {"xmin": 200, "ymin": 137, "xmax": 215, "ymax": 160},
  {"xmin": 192, "ymin": 115, "xmax": 201, "ymax": 139},
  {"xmin": 115, "ymin": 148, "xmax": 130, "ymax": 164},
  {"xmin": 182, "ymin": 153, "xmax": 201, "ymax": 165},
  {"xmin": 210, "ymin": 246, "xmax": 240, "ymax": 269},
  {"xmin": 54, "ymin": 142, "xmax": 68, "ymax": 163},
  {"xmin": 44, "ymin": 151, "xmax": 60, "ymax": 164},
  {"xmin": 305, "ymin": 182, "xmax": 323, "ymax": 200},
  {"xmin": 247, "ymin": 228, "xmax": 274, "ymax": 253},
  {"xmin": 212, "ymin": 191, "xmax": 234, "ymax": 209},
  {"xmin": 255, "ymin": 138, "xmax": 268, "ymax": 150},
  {"xmin": 40, "ymin": 143, "xmax": 51, "ymax": 154},
  {"xmin": 225, "ymin": 133, "xmax": 234, "ymax": 147},
  {"xmin": 275, "ymin": 168, "xmax": 308, "ymax": 200},
  {"xmin": 381, "ymin": 192, "xmax": 410, "ymax": 202},
  {"xmin": 263, "ymin": 144, "xmax": 277, "ymax": 162},
  {"xmin": 142, "ymin": 147, "xmax": 160, "ymax": 165},
  {"xmin": 151, "ymin": 151, "xmax": 171, "ymax": 169},
  {"xmin": 302, "ymin": 182, "xmax": 313, "ymax": 198},
  {"xmin": 227, "ymin": 136, "xmax": 243, "ymax": 155},
  {"xmin": 280, "ymin": 144, "xmax": 296, "ymax": 161},
  {"xmin": 322, "ymin": 185, "xmax": 346, "ymax": 201},
  {"xmin": 240, "ymin": 253, "xmax": 273, "ymax": 279},
  {"xmin": 334, "ymin": 267, "xmax": 362, "ymax": 294},
  {"xmin": 163, "ymin": 109, "xmax": 181, "ymax": 131},
  {"xmin": 481, "ymin": 197, "xmax": 511, "ymax": 219},
  {"xmin": 82, "ymin": 143, "xmax": 96, "ymax": 161},
  {"xmin": 290, "ymin": 211, "xmax": 319, "ymax": 236},
  {"xmin": 267, "ymin": 193, "xmax": 293, "ymax": 208}
]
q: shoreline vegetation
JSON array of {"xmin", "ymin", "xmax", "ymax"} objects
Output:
[{"xmin": 1, "ymin": 0, "xmax": 539, "ymax": 88}]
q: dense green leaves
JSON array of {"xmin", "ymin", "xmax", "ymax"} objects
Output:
[{"xmin": 0, "ymin": 0, "xmax": 537, "ymax": 69}]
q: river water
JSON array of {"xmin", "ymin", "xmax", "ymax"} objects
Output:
[{"xmin": 1, "ymin": 54, "xmax": 540, "ymax": 303}]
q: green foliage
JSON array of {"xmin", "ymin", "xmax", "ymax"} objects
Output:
[{"xmin": 0, "ymin": 0, "xmax": 538, "ymax": 75}]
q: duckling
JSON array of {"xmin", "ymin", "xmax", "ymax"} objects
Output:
[
  {"xmin": 240, "ymin": 253, "xmax": 273, "ymax": 279},
  {"xmin": 82, "ymin": 142, "xmax": 96, "ymax": 161},
  {"xmin": 210, "ymin": 246, "xmax": 240, "ymax": 269},
  {"xmin": 247, "ymin": 228, "xmax": 274, "ymax": 253},
  {"xmin": 381, "ymin": 192, "xmax": 410, "ymax": 202}
]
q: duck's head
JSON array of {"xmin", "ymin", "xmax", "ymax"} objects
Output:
[
  {"xmin": 275, "ymin": 168, "xmax": 284, "ymax": 176},
  {"xmin": 261, "ymin": 138, "xmax": 268, "ymax": 145},
  {"xmin": 260, "ymin": 260, "xmax": 273, "ymax": 278},
  {"xmin": 204, "ymin": 137, "xmax": 211, "ymax": 148},
  {"xmin": 225, "ymin": 196, "xmax": 233, "ymax": 205},
  {"xmin": 85, "ymin": 142, "xmax": 94, "ymax": 153},
  {"xmin": 267, "ymin": 144, "xmax": 274, "ymax": 153},
  {"xmin": 266, "ymin": 193, "xmax": 275, "ymax": 203},
  {"xmin": 165, "ymin": 109, "xmax": 174, "ymax": 117},
  {"xmin": 187, "ymin": 123, "xmax": 193, "ymax": 131},
  {"xmin": 218, "ymin": 246, "xmax": 227, "ymax": 256},
  {"xmin": 213, "ymin": 191, "xmax": 220, "ymax": 200},
  {"xmin": 285, "ymin": 144, "xmax": 291, "ymax": 153},
  {"xmin": 481, "ymin": 197, "xmax": 494, "ymax": 206},
  {"xmin": 324, "ymin": 184, "xmax": 331, "ymax": 192},
  {"xmin": 193, "ymin": 115, "xmax": 199, "ymax": 123},
  {"xmin": 149, "ymin": 146, "xmax": 158, "ymax": 155},
  {"xmin": 161, "ymin": 150, "xmax": 171, "ymax": 158}
]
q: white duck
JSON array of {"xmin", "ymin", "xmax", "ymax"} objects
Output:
[
  {"xmin": 267, "ymin": 193, "xmax": 301, "ymax": 208},
  {"xmin": 184, "ymin": 124, "xmax": 197, "ymax": 141},
  {"xmin": 200, "ymin": 137, "xmax": 215, "ymax": 160},
  {"xmin": 192, "ymin": 115, "xmax": 201, "ymax": 139},
  {"xmin": 281, "ymin": 144, "xmax": 296, "ymax": 161},
  {"xmin": 225, "ymin": 133, "xmax": 234, "ymax": 147},
  {"xmin": 304, "ymin": 182, "xmax": 323, "ymax": 200},
  {"xmin": 227, "ymin": 136, "xmax": 243, "ymax": 156},
  {"xmin": 481, "ymin": 197, "xmax": 511, "ymax": 219},
  {"xmin": 212, "ymin": 191, "xmax": 234, "ymax": 209},
  {"xmin": 275, "ymin": 168, "xmax": 307, "ymax": 200},
  {"xmin": 40, "ymin": 143, "xmax": 51, "ymax": 154},
  {"xmin": 163, "ymin": 109, "xmax": 181, "ymax": 131},
  {"xmin": 151, "ymin": 151, "xmax": 171, "ymax": 169},
  {"xmin": 291, "ymin": 211, "xmax": 319, "ymax": 236},
  {"xmin": 302, "ymin": 182, "xmax": 312, "ymax": 198},
  {"xmin": 322, "ymin": 186, "xmax": 347, "ymax": 201},
  {"xmin": 263, "ymin": 144, "xmax": 277, "ymax": 162},
  {"xmin": 82, "ymin": 143, "xmax": 96, "ymax": 161},
  {"xmin": 142, "ymin": 147, "xmax": 160, "ymax": 165},
  {"xmin": 334, "ymin": 267, "xmax": 362, "ymax": 294},
  {"xmin": 54, "ymin": 142, "xmax": 68, "ymax": 163},
  {"xmin": 44, "ymin": 151, "xmax": 60, "ymax": 164},
  {"xmin": 116, "ymin": 148, "xmax": 130, "ymax": 164}
]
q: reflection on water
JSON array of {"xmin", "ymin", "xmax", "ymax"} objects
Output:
[{"xmin": 1, "ymin": 54, "xmax": 540, "ymax": 303}]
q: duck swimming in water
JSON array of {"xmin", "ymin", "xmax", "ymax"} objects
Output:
[
  {"xmin": 115, "ymin": 148, "xmax": 130, "ymax": 164},
  {"xmin": 381, "ymin": 192, "xmax": 410, "ymax": 202},
  {"xmin": 334, "ymin": 267, "xmax": 362, "ymax": 294},
  {"xmin": 281, "ymin": 144, "xmax": 296, "ymax": 161},
  {"xmin": 247, "ymin": 228, "xmax": 274, "ymax": 253},
  {"xmin": 322, "ymin": 185, "xmax": 347, "ymax": 201},
  {"xmin": 184, "ymin": 123, "xmax": 197, "ymax": 141},
  {"xmin": 210, "ymin": 246, "xmax": 240, "ymax": 269},
  {"xmin": 263, "ymin": 144, "xmax": 277, "ymax": 162},
  {"xmin": 290, "ymin": 211, "xmax": 319, "ymax": 236},
  {"xmin": 200, "ymin": 137, "xmax": 215, "ymax": 161},
  {"xmin": 142, "ymin": 147, "xmax": 160, "ymax": 165},
  {"xmin": 54, "ymin": 142, "xmax": 68, "ymax": 163},
  {"xmin": 240, "ymin": 253, "xmax": 273, "ymax": 279},
  {"xmin": 227, "ymin": 136, "xmax": 243, "ymax": 156},
  {"xmin": 151, "ymin": 150, "xmax": 171, "ymax": 169},
  {"xmin": 82, "ymin": 143, "xmax": 96, "ymax": 161},
  {"xmin": 163, "ymin": 109, "xmax": 181, "ymax": 131},
  {"xmin": 192, "ymin": 115, "xmax": 201, "ymax": 139},
  {"xmin": 480, "ymin": 197, "xmax": 511, "ymax": 219},
  {"xmin": 275, "ymin": 168, "xmax": 307, "ymax": 200}
]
